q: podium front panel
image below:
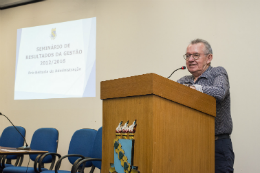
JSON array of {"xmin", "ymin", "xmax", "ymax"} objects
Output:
[{"xmin": 102, "ymin": 95, "xmax": 214, "ymax": 173}]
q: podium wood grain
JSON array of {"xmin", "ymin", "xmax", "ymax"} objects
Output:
[{"xmin": 101, "ymin": 73, "xmax": 215, "ymax": 173}]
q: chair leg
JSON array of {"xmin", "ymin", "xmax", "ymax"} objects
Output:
[{"xmin": 89, "ymin": 165, "xmax": 95, "ymax": 173}]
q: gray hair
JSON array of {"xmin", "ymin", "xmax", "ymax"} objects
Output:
[{"xmin": 190, "ymin": 38, "xmax": 213, "ymax": 55}]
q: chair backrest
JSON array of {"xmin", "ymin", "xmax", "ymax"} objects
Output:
[
  {"xmin": 91, "ymin": 127, "xmax": 102, "ymax": 170},
  {"xmin": 0, "ymin": 126, "xmax": 26, "ymax": 160},
  {"xmin": 68, "ymin": 129, "xmax": 97, "ymax": 167},
  {"xmin": 29, "ymin": 128, "xmax": 59, "ymax": 163}
]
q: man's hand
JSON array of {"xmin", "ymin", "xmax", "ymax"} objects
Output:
[{"xmin": 190, "ymin": 86, "xmax": 196, "ymax": 90}]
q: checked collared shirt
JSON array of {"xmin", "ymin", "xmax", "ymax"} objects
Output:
[{"xmin": 177, "ymin": 66, "xmax": 233, "ymax": 135}]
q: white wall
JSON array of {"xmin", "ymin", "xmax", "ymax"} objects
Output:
[{"xmin": 0, "ymin": 0, "xmax": 259, "ymax": 172}]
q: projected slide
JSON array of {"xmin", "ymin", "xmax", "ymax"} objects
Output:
[{"xmin": 14, "ymin": 17, "xmax": 96, "ymax": 100}]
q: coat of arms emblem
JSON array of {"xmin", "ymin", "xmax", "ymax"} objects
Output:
[
  {"xmin": 50, "ymin": 28, "xmax": 57, "ymax": 40},
  {"xmin": 109, "ymin": 120, "xmax": 139, "ymax": 173}
]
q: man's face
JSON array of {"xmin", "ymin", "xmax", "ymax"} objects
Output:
[{"xmin": 185, "ymin": 43, "xmax": 212, "ymax": 76}]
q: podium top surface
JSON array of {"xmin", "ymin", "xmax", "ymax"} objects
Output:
[{"xmin": 101, "ymin": 73, "xmax": 216, "ymax": 117}]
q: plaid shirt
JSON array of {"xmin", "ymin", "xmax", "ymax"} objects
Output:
[{"xmin": 177, "ymin": 66, "xmax": 233, "ymax": 135}]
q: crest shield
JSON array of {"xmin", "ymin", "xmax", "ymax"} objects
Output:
[
  {"xmin": 110, "ymin": 120, "xmax": 139, "ymax": 173},
  {"xmin": 114, "ymin": 139, "xmax": 133, "ymax": 173}
]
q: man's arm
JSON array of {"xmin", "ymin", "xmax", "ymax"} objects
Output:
[{"xmin": 202, "ymin": 72, "xmax": 229, "ymax": 101}]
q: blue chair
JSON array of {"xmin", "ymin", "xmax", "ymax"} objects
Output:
[
  {"xmin": 3, "ymin": 128, "xmax": 59, "ymax": 173},
  {"xmin": 71, "ymin": 127, "xmax": 102, "ymax": 173},
  {"xmin": 0, "ymin": 126, "xmax": 26, "ymax": 172},
  {"xmin": 38, "ymin": 128, "xmax": 97, "ymax": 173}
]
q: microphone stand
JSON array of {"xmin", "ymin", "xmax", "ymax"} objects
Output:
[
  {"xmin": 0, "ymin": 112, "xmax": 31, "ymax": 150},
  {"xmin": 168, "ymin": 66, "xmax": 186, "ymax": 79}
]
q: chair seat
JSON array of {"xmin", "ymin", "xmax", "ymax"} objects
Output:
[
  {"xmin": 3, "ymin": 164, "xmax": 14, "ymax": 168},
  {"xmin": 3, "ymin": 166, "xmax": 48, "ymax": 173},
  {"xmin": 0, "ymin": 164, "xmax": 14, "ymax": 173}
]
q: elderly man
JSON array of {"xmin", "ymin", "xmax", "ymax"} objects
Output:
[{"xmin": 177, "ymin": 39, "xmax": 234, "ymax": 173}]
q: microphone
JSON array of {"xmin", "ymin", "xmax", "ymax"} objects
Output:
[
  {"xmin": 0, "ymin": 112, "xmax": 31, "ymax": 150},
  {"xmin": 168, "ymin": 66, "xmax": 186, "ymax": 78}
]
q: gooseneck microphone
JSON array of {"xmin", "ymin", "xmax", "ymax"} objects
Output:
[
  {"xmin": 168, "ymin": 66, "xmax": 186, "ymax": 78},
  {"xmin": 0, "ymin": 112, "xmax": 31, "ymax": 150}
]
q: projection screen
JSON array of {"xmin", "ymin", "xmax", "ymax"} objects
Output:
[{"xmin": 14, "ymin": 17, "xmax": 96, "ymax": 100}]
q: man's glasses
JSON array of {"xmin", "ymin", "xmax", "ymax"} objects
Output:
[
  {"xmin": 183, "ymin": 53, "xmax": 209, "ymax": 60},
  {"xmin": 183, "ymin": 53, "xmax": 200, "ymax": 60}
]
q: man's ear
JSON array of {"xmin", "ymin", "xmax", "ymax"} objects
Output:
[{"xmin": 207, "ymin": 54, "xmax": 213, "ymax": 64}]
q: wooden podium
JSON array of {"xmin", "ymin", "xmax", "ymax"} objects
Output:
[{"xmin": 101, "ymin": 73, "xmax": 216, "ymax": 173}]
